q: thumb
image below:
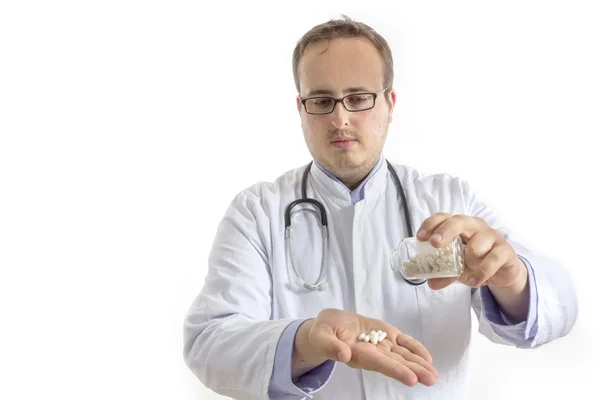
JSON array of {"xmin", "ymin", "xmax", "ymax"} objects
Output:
[
  {"xmin": 311, "ymin": 327, "xmax": 352, "ymax": 363},
  {"xmin": 428, "ymin": 277, "xmax": 457, "ymax": 290}
]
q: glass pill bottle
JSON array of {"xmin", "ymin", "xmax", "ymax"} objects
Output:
[{"xmin": 390, "ymin": 235, "xmax": 466, "ymax": 280}]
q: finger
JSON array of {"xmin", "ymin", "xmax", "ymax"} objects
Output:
[
  {"xmin": 383, "ymin": 349, "xmax": 437, "ymax": 386},
  {"xmin": 395, "ymin": 333, "xmax": 433, "ymax": 364},
  {"xmin": 416, "ymin": 213, "xmax": 453, "ymax": 241},
  {"xmin": 392, "ymin": 346, "xmax": 438, "ymax": 378},
  {"xmin": 459, "ymin": 229, "xmax": 496, "ymax": 286},
  {"xmin": 471, "ymin": 242, "xmax": 513, "ymax": 287},
  {"xmin": 427, "ymin": 276, "xmax": 458, "ymax": 290},
  {"xmin": 311, "ymin": 326, "xmax": 352, "ymax": 363},
  {"xmin": 429, "ymin": 215, "xmax": 488, "ymax": 248},
  {"xmin": 351, "ymin": 346, "xmax": 419, "ymax": 386},
  {"xmin": 465, "ymin": 229, "xmax": 497, "ymax": 260},
  {"xmin": 405, "ymin": 361, "xmax": 437, "ymax": 386}
]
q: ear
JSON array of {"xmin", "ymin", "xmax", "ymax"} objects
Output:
[
  {"xmin": 387, "ymin": 89, "xmax": 397, "ymax": 123},
  {"xmin": 296, "ymin": 96, "xmax": 302, "ymax": 114}
]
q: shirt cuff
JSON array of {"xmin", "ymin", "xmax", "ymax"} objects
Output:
[
  {"xmin": 479, "ymin": 255, "xmax": 539, "ymax": 343},
  {"xmin": 268, "ymin": 319, "xmax": 336, "ymax": 399}
]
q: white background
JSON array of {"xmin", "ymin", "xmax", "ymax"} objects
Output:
[{"xmin": 1, "ymin": 1, "xmax": 598, "ymax": 399}]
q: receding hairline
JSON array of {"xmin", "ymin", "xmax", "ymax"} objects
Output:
[
  {"xmin": 292, "ymin": 16, "xmax": 394, "ymax": 94},
  {"xmin": 296, "ymin": 37, "xmax": 388, "ymax": 96}
]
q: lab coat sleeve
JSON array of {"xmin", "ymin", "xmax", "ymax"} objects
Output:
[
  {"xmin": 461, "ymin": 179, "xmax": 578, "ymax": 348},
  {"xmin": 183, "ymin": 190, "xmax": 300, "ymax": 400}
]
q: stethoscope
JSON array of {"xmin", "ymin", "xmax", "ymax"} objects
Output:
[{"xmin": 284, "ymin": 160, "xmax": 428, "ymax": 291}]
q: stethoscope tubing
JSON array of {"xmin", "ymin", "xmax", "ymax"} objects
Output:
[{"xmin": 285, "ymin": 160, "xmax": 427, "ymax": 290}]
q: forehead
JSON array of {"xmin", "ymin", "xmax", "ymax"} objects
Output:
[{"xmin": 298, "ymin": 37, "xmax": 384, "ymax": 96}]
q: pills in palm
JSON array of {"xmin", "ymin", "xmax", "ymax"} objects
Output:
[{"xmin": 358, "ymin": 330, "xmax": 387, "ymax": 345}]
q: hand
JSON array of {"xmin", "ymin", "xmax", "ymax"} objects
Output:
[
  {"xmin": 294, "ymin": 308, "xmax": 438, "ymax": 387},
  {"xmin": 416, "ymin": 213, "xmax": 526, "ymax": 290}
]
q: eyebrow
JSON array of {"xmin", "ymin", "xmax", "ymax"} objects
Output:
[{"xmin": 305, "ymin": 87, "xmax": 372, "ymax": 97}]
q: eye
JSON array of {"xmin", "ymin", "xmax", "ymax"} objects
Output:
[
  {"xmin": 347, "ymin": 95, "xmax": 370, "ymax": 104},
  {"xmin": 310, "ymin": 98, "xmax": 333, "ymax": 107}
]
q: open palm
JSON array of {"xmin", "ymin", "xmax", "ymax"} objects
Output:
[{"xmin": 309, "ymin": 309, "xmax": 438, "ymax": 387}]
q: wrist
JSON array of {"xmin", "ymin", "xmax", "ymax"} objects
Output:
[
  {"xmin": 489, "ymin": 258, "xmax": 528, "ymax": 291},
  {"xmin": 293, "ymin": 319, "xmax": 324, "ymax": 363},
  {"xmin": 487, "ymin": 259, "xmax": 529, "ymax": 322},
  {"xmin": 292, "ymin": 319, "xmax": 328, "ymax": 379}
]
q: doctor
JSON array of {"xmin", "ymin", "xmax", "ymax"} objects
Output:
[{"xmin": 184, "ymin": 16, "xmax": 577, "ymax": 399}]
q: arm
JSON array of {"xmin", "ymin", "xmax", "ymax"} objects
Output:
[
  {"xmin": 485, "ymin": 257, "xmax": 529, "ymax": 323},
  {"xmin": 464, "ymin": 180, "xmax": 578, "ymax": 348},
  {"xmin": 269, "ymin": 319, "xmax": 336, "ymax": 399},
  {"xmin": 292, "ymin": 320, "xmax": 330, "ymax": 378},
  {"xmin": 183, "ymin": 191, "xmax": 298, "ymax": 399},
  {"xmin": 184, "ymin": 190, "xmax": 436, "ymax": 399},
  {"xmin": 473, "ymin": 256, "xmax": 539, "ymax": 346}
]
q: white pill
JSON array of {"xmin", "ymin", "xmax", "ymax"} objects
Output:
[
  {"xmin": 380, "ymin": 332, "xmax": 387, "ymax": 341},
  {"xmin": 370, "ymin": 334, "xmax": 378, "ymax": 345},
  {"xmin": 377, "ymin": 330, "xmax": 383, "ymax": 335},
  {"xmin": 358, "ymin": 333, "xmax": 366, "ymax": 341},
  {"xmin": 370, "ymin": 330, "xmax": 377, "ymax": 337},
  {"xmin": 362, "ymin": 335, "xmax": 370, "ymax": 342},
  {"xmin": 374, "ymin": 335, "xmax": 381, "ymax": 344}
]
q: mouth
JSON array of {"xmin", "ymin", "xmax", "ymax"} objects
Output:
[{"xmin": 330, "ymin": 138, "xmax": 358, "ymax": 149}]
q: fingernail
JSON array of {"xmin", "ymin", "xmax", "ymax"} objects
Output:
[
  {"xmin": 417, "ymin": 229, "xmax": 427, "ymax": 239},
  {"xmin": 430, "ymin": 233, "xmax": 442, "ymax": 243}
]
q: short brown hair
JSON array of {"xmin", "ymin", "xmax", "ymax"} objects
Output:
[{"xmin": 292, "ymin": 15, "xmax": 394, "ymax": 94}]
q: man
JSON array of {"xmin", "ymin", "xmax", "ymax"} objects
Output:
[{"xmin": 183, "ymin": 16, "xmax": 577, "ymax": 399}]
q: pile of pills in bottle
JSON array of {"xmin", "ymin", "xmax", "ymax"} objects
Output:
[
  {"xmin": 403, "ymin": 242, "xmax": 464, "ymax": 277},
  {"xmin": 358, "ymin": 330, "xmax": 387, "ymax": 345}
]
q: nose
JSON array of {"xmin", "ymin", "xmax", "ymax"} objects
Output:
[{"xmin": 331, "ymin": 101, "xmax": 350, "ymax": 129}]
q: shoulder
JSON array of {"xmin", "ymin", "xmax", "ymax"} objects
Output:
[
  {"xmin": 238, "ymin": 164, "xmax": 306, "ymax": 198},
  {"xmin": 226, "ymin": 164, "xmax": 307, "ymax": 215}
]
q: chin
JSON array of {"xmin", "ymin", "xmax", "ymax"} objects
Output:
[{"xmin": 327, "ymin": 153, "xmax": 365, "ymax": 170}]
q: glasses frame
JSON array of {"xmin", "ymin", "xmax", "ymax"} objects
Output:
[{"xmin": 299, "ymin": 87, "xmax": 389, "ymax": 115}]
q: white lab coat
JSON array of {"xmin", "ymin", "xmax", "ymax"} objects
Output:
[{"xmin": 183, "ymin": 160, "xmax": 577, "ymax": 400}]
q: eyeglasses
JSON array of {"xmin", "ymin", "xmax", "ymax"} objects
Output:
[{"xmin": 300, "ymin": 87, "xmax": 389, "ymax": 115}]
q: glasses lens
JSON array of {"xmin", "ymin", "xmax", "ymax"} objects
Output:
[
  {"xmin": 344, "ymin": 94, "xmax": 375, "ymax": 111},
  {"xmin": 305, "ymin": 98, "xmax": 334, "ymax": 114}
]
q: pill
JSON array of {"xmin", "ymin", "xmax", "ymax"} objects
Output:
[
  {"xmin": 370, "ymin": 334, "xmax": 378, "ymax": 345},
  {"xmin": 358, "ymin": 333, "xmax": 366, "ymax": 341},
  {"xmin": 379, "ymin": 332, "xmax": 387, "ymax": 341},
  {"xmin": 363, "ymin": 335, "xmax": 370, "ymax": 343},
  {"xmin": 377, "ymin": 330, "xmax": 383, "ymax": 335}
]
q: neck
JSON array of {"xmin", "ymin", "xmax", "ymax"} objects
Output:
[
  {"xmin": 318, "ymin": 157, "xmax": 381, "ymax": 191},
  {"xmin": 340, "ymin": 172, "xmax": 370, "ymax": 190}
]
